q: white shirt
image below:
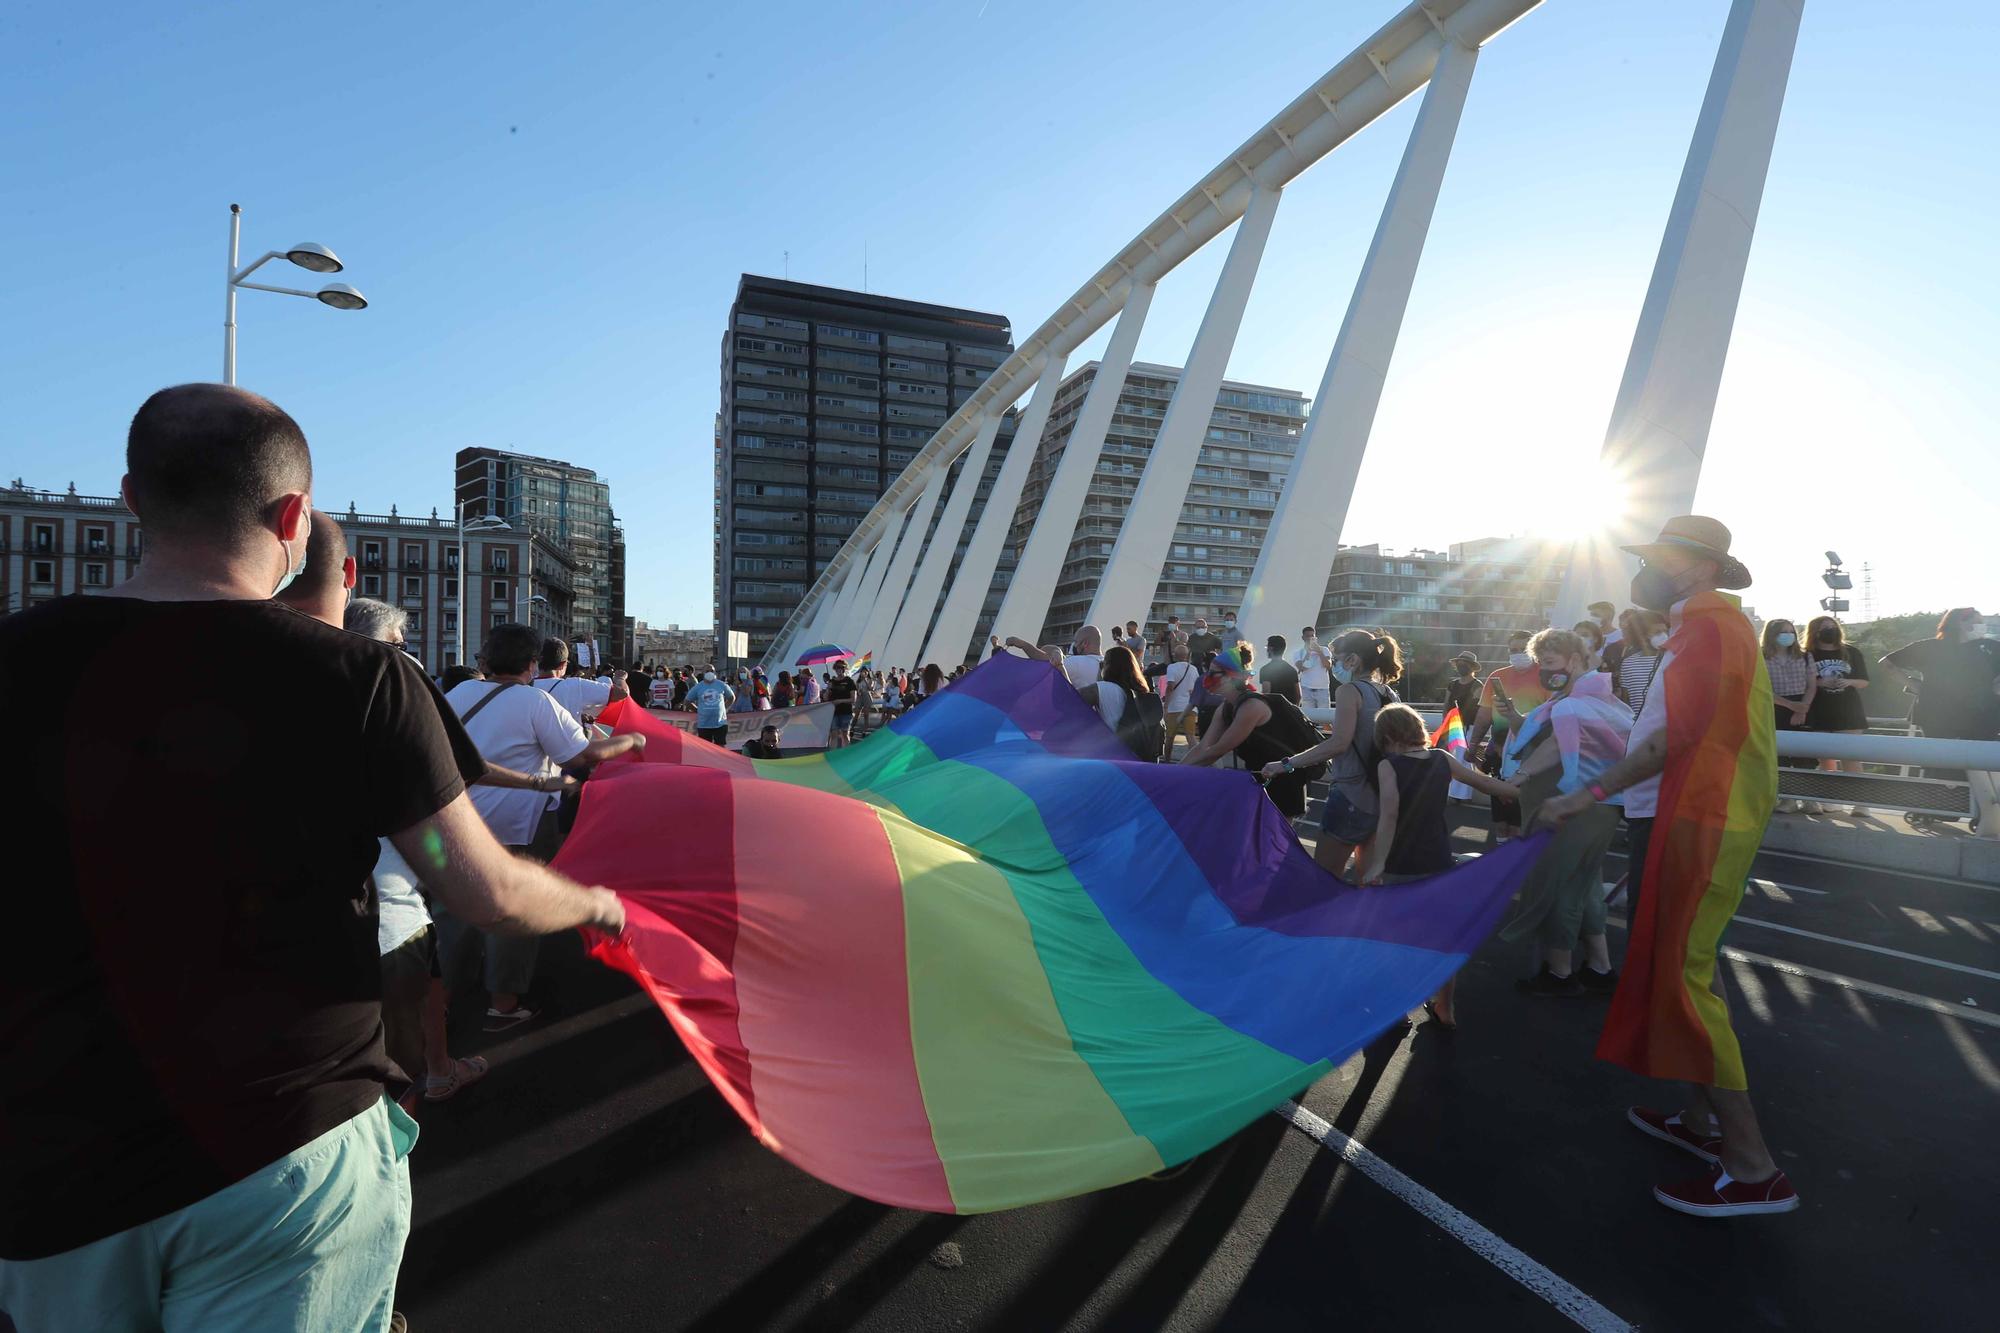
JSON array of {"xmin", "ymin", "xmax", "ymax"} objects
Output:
[
  {"xmin": 1093, "ymin": 680, "xmax": 1129, "ymax": 727},
  {"xmin": 1291, "ymin": 641, "xmax": 1332, "ymax": 691},
  {"xmin": 1161, "ymin": 660, "xmax": 1198, "ymax": 712},
  {"xmin": 373, "ymin": 838, "xmax": 431, "ymax": 955},
  {"xmin": 534, "ymin": 674, "xmax": 612, "ymax": 726},
  {"xmin": 1065, "ymin": 653, "xmax": 1102, "ymax": 690},
  {"xmin": 1622, "ymin": 646, "xmax": 1672, "ymax": 819},
  {"xmin": 444, "ymin": 680, "xmax": 589, "ymax": 845}
]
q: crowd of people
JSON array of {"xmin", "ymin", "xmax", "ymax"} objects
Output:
[{"xmin": 7, "ymin": 383, "xmax": 1998, "ymax": 1326}]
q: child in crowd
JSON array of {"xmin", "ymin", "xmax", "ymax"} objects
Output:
[{"xmin": 1361, "ymin": 703, "xmax": 1519, "ymax": 1027}]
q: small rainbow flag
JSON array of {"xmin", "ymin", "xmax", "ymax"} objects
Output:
[
  {"xmin": 558, "ymin": 654, "xmax": 1544, "ymax": 1212},
  {"xmin": 854, "ymin": 651, "xmax": 872, "ymax": 670},
  {"xmin": 1429, "ymin": 706, "xmax": 1466, "ymax": 758}
]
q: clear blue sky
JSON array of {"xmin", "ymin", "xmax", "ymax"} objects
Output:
[{"xmin": 3, "ymin": 1, "xmax": 1993, "ymax": 630}]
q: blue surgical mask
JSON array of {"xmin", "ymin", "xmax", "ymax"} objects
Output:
[
  {"xmin": 1776, "ymin": 632, "xmax": 1796, "ymax": 648},
  {"xmin": 1331, "ymin": 662, "xmax": 1355, "ymax": 686}
]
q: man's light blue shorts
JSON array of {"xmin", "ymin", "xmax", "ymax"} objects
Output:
[{"xmin": 0, "ymin": 1096, "xmax": 417, "ymax": 1333}]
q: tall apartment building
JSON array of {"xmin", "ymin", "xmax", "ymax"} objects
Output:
[
  {"xmin": 1323, "ymin": 538, "xmax": 1567, "ymax": 686},
  {"xmin": 1006, "ymin": 362, "xmax": 1310, "ymax": 647},
  {"xmin": 339, "ymin": 505, "xmax": 575, "ymax": 667},
  {"xmin": 718, "ymin": 275, "xmax": 1013, "ymax": 661},
  {"xmin": 454, "ymin": 447, "xmax": 625, "ymax": 659},
  {"xmin": 0, "ymin": 481, "xmax": 572, "ymax": 670}
]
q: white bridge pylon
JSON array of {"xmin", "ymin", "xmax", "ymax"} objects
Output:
[{"xmin": 766, "ymin": 0, "xmax": 1802, "ymax": 671}]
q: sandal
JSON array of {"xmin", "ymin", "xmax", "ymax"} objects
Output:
[{"xmin": 424, "ymin": 1055, "xmax": 491, "ymax": 1102}]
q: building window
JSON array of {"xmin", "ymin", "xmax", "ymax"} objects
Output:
[
  {"xmin": 127, "ymin": 528, "xmax": 144, "ymax": 556},
  {"xmin": 403, "ymin": 575, "xmax": 422, "ymax": 599},
  {"xmin": 492, "ymin": 612, "xmax": 507, "ymax": 627},
  {"xmin": 489, "ymin": 549, "xmax": 509, "ymax": 572},
  {"xmin": 362, "ymin": 574, "xmax": 381, "ymax": 596},
  {"xmin": 491, "ymin": 579, "xmax": 508, "ymax": 601},
  {"xmin": 443, "ymin": 576, "xmax": 458, "ymax": 598},
  {"xmin": 31, "ymin": 524, "xmax": 54, "ymax": 554},
  {"xmin": 362, "ymin": 542, "xmax": 383, "ymax": 569},
  {"xmin": 83, "ymin": 562, "xmax": 107, "ymax": 587},
  {"xmin": 403, "ymin": 544, "xmax": 423, "ymax": 569},
  {"xmin": 30, "ymin": 560, "xmax": 54, "ymax": 585},
  {"xmin": 84, "ymin": 525, "xmax": 109, "ymax": 554},
  {"xmin": 445, "ymin": 549, "xmax": 459, "ymax": 571}
]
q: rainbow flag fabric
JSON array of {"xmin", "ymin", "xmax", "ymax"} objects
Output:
[
  {"xmin": 556, "ymin": 654, "xmax": 1546, "ymax": 1212},
  {"xmin": 1429, "ymin": 705, "xmax": 1467, "ymax": 758},
  {"xmin": 1596, "ymin": 591, "xmax": 1775, "ymax": 1091}
]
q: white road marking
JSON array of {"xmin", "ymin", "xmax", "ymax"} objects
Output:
[
  {"xmin": 1607, "ymin": 916, "xmax": 2000, "ymax": 1028},
  {"xmin": 1275, "ymin": 1100, "xmax": 1633, "ymax": 1333},
  {"xmin": 1747, "ymin": 846, "xmax": 2000, "ymax": 894},
  {"xmin": 1725, "ymin": 915, "xmax": 2000, "ymax": 982}
]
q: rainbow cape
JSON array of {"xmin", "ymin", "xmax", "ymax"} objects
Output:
[
  {"xmin": 1429, "ymin": 705, "xmax": 1467, "ymax": 758},
  {"xmin": 1597, "ymin": 592, "xmax": 1775, "ymax": 1091},
  {"xmin": 559, "ymin": 654, "xmax": 1546, "ymax": 1212}
]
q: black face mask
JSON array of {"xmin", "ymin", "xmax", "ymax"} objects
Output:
[
  {"xmin": 1630, "ymin": 564, "xmax": 1683, "ymax": 612},
  {"xmin": 1816, "ymin": 632, "xmax": 1839, "ymax": 646},
  {"xmin": 1539, "ymin": 668, "xmax": 1572, "ymax": 692}
]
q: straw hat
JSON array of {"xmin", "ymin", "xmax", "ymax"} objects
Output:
[{"xmin": 1621, "ymin": 515, "xmax": 1751, "ymax": 590}]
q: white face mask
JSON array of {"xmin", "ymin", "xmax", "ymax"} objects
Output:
[
  {"xmin": 1966, "ymin": 623, "xmax": 1987, "ymax": 642},
  {"xmin": 1509, "ymin": 651, "xmax": 1533, "ymax": 670},
  {"xmin": 272, "ymin": 499, "xmax": 312, "ymax": 596},
  {"xmin": 1650, "ymin": 632, "xmax": 1670, "ymax": 651}
]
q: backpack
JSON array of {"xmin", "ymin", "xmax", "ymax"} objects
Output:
[
  {"xmin": 1112, "ymin": 682, "xmax": 1166, "ymax": 762},
  {"xmin": 1257, "ymin": 692, "xmax": 1330, "ymax": 783}
]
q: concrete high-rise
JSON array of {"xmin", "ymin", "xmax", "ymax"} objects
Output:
[
  {"xmin": 718, "ymin": 275, "xmax": 1012, "ymax": 661},
  {"xmin": 454, "ymin": 447, "xmax": 625, "ymax": 660},
  {"xmin": 1006, "ymin": 362, "xmax": 1310, "ymax": 647}
]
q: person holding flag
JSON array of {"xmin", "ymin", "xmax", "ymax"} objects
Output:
[{"xmin": 1539, "ymin": 516, "xmax": 1798, "ymax": 1218}]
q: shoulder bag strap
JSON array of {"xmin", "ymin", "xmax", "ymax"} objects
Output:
[{"xmin": 457, "ymin": 681, "xmax": 517, "ymax": 726}]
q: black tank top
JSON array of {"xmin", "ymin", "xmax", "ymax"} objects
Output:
[{"xmin": 1383, "ymin": 750, "xmax": 1454, "ymax": 876}]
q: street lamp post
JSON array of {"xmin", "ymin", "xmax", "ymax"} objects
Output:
[
  {"xmin": 224, "ymin": 204, "xmax": 369, "ymax": 385},
  {"xmin": 456, "ymin": 502, "xmax": 511, "ymax": 666}
]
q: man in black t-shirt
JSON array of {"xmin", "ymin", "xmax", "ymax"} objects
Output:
[
  {"xmin": 0, "ymin": 385, "xmax": 626, "ymax": 1329},
  {"xmin": 825, "ymin": 659, "xmax": 859, "ymax": 749}
]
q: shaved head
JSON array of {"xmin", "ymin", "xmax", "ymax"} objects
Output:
[{"xmin": 124, "ymin": 384, "xmax": 311, "ymax": 544}]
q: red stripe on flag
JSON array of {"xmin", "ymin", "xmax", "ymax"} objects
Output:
[{"xmin": 553, "ymin": 763, "xmax": 762, "ymax": 1135}]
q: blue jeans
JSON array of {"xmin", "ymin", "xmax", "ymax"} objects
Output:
[{"xmin": 0, "ymin": 1097, "xmax": 416, "ymax": 1332}]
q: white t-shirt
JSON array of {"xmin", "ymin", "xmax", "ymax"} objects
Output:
[
  {"xmin": 1065, "ymin": 653, "xmax": 1102, "ymax": 690},
  {"xmin": 373, "ymin": 838, "xmax": 431, "ymax": 955},
  {"xmin": 1621, "ymin": 647, "xmax": 1672, "ymax": 819},
  {"xmin": 1291, "ymin": 641, "xmax": 1332, "ymax": 691},
  {"xmin": 444, "ymin": 680, "xmax": 589, "ymax": 846},
  {"xmin": 535, "ymin": 674, "xmax": 612, "ymax": 726},
  {"xmin": 1093, "ymin": 680, "xmax": 1129, "ymax": 728},
  {"xmin": 1161, "ymin": 661, "xmax": 1198, "ymax": 712}
]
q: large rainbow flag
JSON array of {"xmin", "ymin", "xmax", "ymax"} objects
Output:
[
  {"xmin": 557, "ymin": 654, "xmax": 1546, "ymax": 1212},
  {"xmin": 1597, "ymin": 591, "xmax": 1775, "ymax": 1091}
]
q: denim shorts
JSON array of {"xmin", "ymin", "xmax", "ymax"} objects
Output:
[{"xmin": 1320, "ymin": 787, "xmax": 1377, "ymax": 844}]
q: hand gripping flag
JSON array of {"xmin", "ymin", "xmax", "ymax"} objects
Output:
[{"xmin": 554, "ymin": 653, "xmax": 1546, "ymax": 1212}]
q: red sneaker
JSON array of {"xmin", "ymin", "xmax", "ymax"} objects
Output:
[
  {"xmin": 1655, "ymin": 1162, "xmax": 1800, "ymax": 1217},
  {"xmin": 1626, "ymin": 1106, "xmax": 1721, "ymax": 1163}
]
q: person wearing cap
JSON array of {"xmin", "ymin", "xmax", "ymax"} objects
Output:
[
  {"xmin": 1443, "ymin": 650, "xmax": 1483, "ymax": 732},
  {"xmin": 1539, "ymin": 515, "xmax": 1797, "ymax": 1218}
]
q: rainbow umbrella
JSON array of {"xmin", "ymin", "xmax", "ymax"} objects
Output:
[{"xmin": 795, "ymin": 643, "xmax": 858, "ymax": 665}]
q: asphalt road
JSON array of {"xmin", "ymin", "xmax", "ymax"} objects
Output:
[{"xmin": 394, "ymin": 816, "xmax": 2000, "ymax": 1332}]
